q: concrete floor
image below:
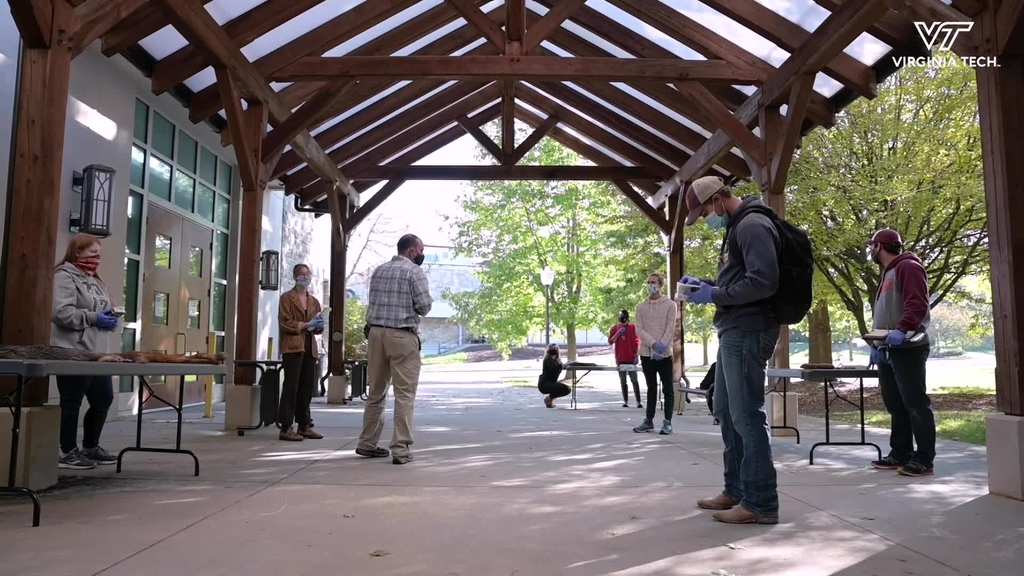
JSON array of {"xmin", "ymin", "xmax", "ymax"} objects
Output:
[{"xmin": 1, "ymin": 370, "xmax": 1021, "ymax": 576}]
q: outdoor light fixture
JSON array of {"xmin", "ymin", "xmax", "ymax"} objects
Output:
[
  {"xmin": 70, "ymin": 164, "xmax": 115, "ymax": 237},
  {"xmin": 540, "ymin": 266, "xmax": 555, "ymax": 287},
  {"xmin": 259, "ymin": 250, "xmax": 280, "ymax": 291},
  {"xmin": 540, "ymin": 266, "xmax": 555, "ymax": 346}
]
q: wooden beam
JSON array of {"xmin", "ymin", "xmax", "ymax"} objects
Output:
[
  {"xmin": 261, "ymin": 79, "xmax": 355, "ymax": 163},
  {"xmin": 214, "ymin": 68, "xmax": 259, "ymax": 191},
  {"xmin": 350, "ymin": 165, "xmax": 663, "ymax": 181},
  {"xmin": 101, "ymin": 0, "xmax": 213, "ymax": 55},
  {"xmin": 675, "ymin": 81, "xmax": 765, "ymax": 166},
  {"xmin": 669, "ymin": 187, "xmax": 687, "ymax": 255},
  {"xmin": 506, "ymin": 0, "xmax": 526, "ymax": 49},
  {"xmin": 769, "ymin": 75, "xmax": 815, "ymax": 196},
  {"xmin": 502, "ymin": 81, "xmax": 516, "ymax": 164},
  {"xmin": 70, "ymin": 0, "xmax": 149, "ymax": 57},
  {"xmin": 0, "ymin": 0, "xmax": 73, "ymax": 405},
  {"xmin": 812, "ymin": 0, "xmax": 919, "ymax": 50},
  {"xmin": 651, "ymin": 0, "xmax": 890, "ymax": 207},
  {"xmin": 446, "ymin": 0, "xmax": 506, "ymax": 50},
  {"xmin": 270, "ymin": 56, "xmax": 762, "ymax": 83},
  {"xmin": 151, "ymin": 0, "xmax": 327, "ymax": 95},
  {"xmin": 888, "ymin": 0, "xmax": 980, "ymax": 55},
  {"xmin": 345, "ymin": 180, "xmax": 406, "ymax": 230},
  {"xmin": 457, "ymin": 115, "xmax": 503, "ymax": 162},
  {"xmin": 524, "ymin": 0, "xmax": 585, "ymax": 53},
  {"xmin": 997, "ymin": 0, "xmax": 1024, "ymax": 55},
  {"xmin": 512, "ymin": 112, "xmax": 558, "ymax": 164},
  {"xmin": 325, "ymin": 182, "xmax": 346, "ymax": 245},
  {"xmin": 613, "ymin": 180, "xmax": 671, "ymax": 235},
  {"xmin": 9, "ymin": 0, "xmax": 54, "ymax": 48},
  {"xmin": 154, "ymin": 0, "xmax": 358, "ymax": 207}
]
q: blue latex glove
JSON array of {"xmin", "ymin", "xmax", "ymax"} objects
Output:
[
  {"xmin": 652, "ymin": 342, "xmax": 666, "ymax": 356},
  {"xmin": 681, "ymin": 275, "xmax": 701, "ymax": 286},
  {"xmin": 307, "ymin": 316, "xmax": 325, "ymax": 332},
  {"xmin": 885, "ymin": 329, "xmax": 907, "ymax": 347},
  {"xmin": 688, "ymin": 282, "xmax": 715, "ymax": 305},
  {"xmin": 869, "ymin": 347, "xmax": 878, "ymax": 366},
  {"xmin": 95, "ymin": 310, "xmax": 118, "ymax": 331},
  {"xmin": 617, "ymin": 327, "xmax": 627, "ymax": 336}
]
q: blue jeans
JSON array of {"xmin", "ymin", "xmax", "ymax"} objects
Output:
[{"xmin": 713, "ymin": 328, "xmax": 780, "ymax": 515}]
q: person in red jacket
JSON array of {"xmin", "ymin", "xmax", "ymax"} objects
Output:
[{"xmin": 609, "ymin": 309, "xmax": 642, "ymax": 408}]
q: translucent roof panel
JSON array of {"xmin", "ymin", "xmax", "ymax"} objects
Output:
[{"xmin": 138, "ymin": 0, "xmax": 270, "ymax": 60}]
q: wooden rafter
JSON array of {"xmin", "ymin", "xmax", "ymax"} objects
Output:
[
  {"xmin": 995, "ymin": 0, "xmax": 1024, "ymax": 54},
  {"xmin": 101, "ymin": 0, "xmax": 214, "ymax": 55},
  {"xmin": 214, "ymin": 68, "xmax": 261, "ymax": 191},
  {"xmin": 888, "ymin": 0, "xmax": 980, "ymax": 55},
  {"xmin": 651, "ymin": 0, "xmax": 891, "ymax": 208},
  {"xmin": 512, "ymin": 112, "xmax": 559, "ymax": 164},
  {"xmin": 446, "ymin": 0, "xmax": 506, "ymax": 50},
  {"xmin": 506, "ymin": 0, "xmax": 526, "ymax": 52},
  {"xmin": 613, "ymin": 181, "xmax": 671, "ymax": 235},
  {"xmin": 9, "ymin": 0, "xmax": 54, "ymax": 48},
  {"xmin": 269, "ymin": 56, "xmax": 762, "ymax": 84},
  {"xmin": 153, "ymin": 0, "xmax": 358, "ymax": 205},
  {"xmin": 325, "ymin": 180, "xmax": 346, "ymax": 245},
  {"xmin": 502, "ymin": 81, "xmax": 516, "ymax": 164},
  {"xmin": 812, "ymin": 0, "xmax": 919, "ymax": 50},
  {"xmin": 345, "ymin": 180, "xmax": 407, "ymax": 231},
  {"xmin": 151, "ymin": 0, "xmax": 328, "ymax": 95},
  {"xmin": 350, "ymin": 166, "xmax": 663, "ymax": 181},
  {"xmin": 70, "ymin": 0, "xmax": 149, "ymax": 57},
  {"xmin": 261, "ymin": 78, "xmax": 355, "ymax": 163},
  {"xmin": 524, "ymin": 0, "xmax": 587, "ymax": 53},
  {"xmin": 768, "ymin": 74, "xmax": 815, "ymax": 197},
  {"xmin": 675, "ymin": 81, "xmax": 765, "ymax": 166},
  {"xmin": 457, "ymin": 115, "xmax": 503, "ymax": 162}
]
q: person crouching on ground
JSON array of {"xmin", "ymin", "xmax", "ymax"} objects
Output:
[
  {"xmin": 538, "ymin": 344, "xmax": 570, "ymax": 408},
  {"xmin": 609, "ymin": 309, "xmax": 642, "ymax": 408},
  {"xmin": 277, "ymin": 264, "xmax": 325, "ymax": 442},
  {"xmin": 633, "ymin": 273, "xmax": 677, "ymax": 435},
  {"xmin": 52, "ymin": 233, "xmax": 120, "ymax": 469}
]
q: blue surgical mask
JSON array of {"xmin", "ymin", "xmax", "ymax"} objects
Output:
[
  {"xmin": 295, "ymin": 276, "xmax": 311, "ymax": 288},
  {"xmin": 706, "ymin": 213, "xmax": 729, "ymax": 230}
]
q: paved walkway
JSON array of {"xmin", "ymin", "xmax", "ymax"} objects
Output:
[{"xmin": 1, "ymin": 369, "xmax": 1020, "ymax": 576}]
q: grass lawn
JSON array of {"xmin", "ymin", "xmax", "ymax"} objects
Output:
[
  {"xmin": 502, "ymin": 378, "xmax": 592, "ymax": 389},
  {"xmin": 831, "ymin": 410, "xmax": 990, "ymax": 445},
  {"xmin": 422, "ymin": 352, "xmax": 469, "ymax": 365}
]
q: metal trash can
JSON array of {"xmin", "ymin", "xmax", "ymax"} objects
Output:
[{"xmin": 348, "ymin": 359, "xmax": 368, "ymax": 401}]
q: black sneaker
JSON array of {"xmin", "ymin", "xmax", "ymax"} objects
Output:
[
  {"xmin": 898, "ymin": 462, "xmax": 934, "ymax": 477},
  {"xmin": 58, "ymin": 448, "xmax": 96, "ymax": 470},
  {"xmin": 82, "ymin": 446, "xmax": 117, "ymax": 465},
  {"xmin": 871, "ymin": 456, "xmax": 905, "ymax": 470}
]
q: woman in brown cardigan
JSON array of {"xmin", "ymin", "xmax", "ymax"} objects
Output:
[{"xmin": 278, "ymin": 264, "xmax": 325, "ymax": 442}]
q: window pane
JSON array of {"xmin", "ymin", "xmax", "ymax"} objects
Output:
[
  {"xmin": 154, "ymin": 234, "xmax": 172, "ymax": 269},
  {"xmin": 217, "ymin": 161, "xmax": 233, "ymax": 194},
  {"xmin": 214, "ymin": 231, "xmax": 228, "ymax": 280},
  {"xmin": 189, "ymin": 246, "xmax": 203, "ymax": 277},
  {"xmin": 122, "ymin": 257, "xmax": 139, "ymax": 323},
  {"xmin": 177, "ymin": 131, "xmax": 197, "ymax": 173},
  {"xmin": 126, "ymin": 191, "xmax": 143, "ymax": 255},
  {"xmin": 187, "ymin": 299, "xmax": 201, "ymax": 329},
  {"xmin": 153, "ymin": 292, "xmax": 169, "ymax": 326},
  {"xmin": 173, "ymin": 170, "xmax": 195, "ymax": 212},
  {"xmin": 134, "ymin": 100, "xmax": 148, "ymax": 144},
  {"xmin": 199, "ymin": 147, "xmax": 217, "ymax": 184},
  {"xmin": 130, "ymin": 146, "xmax": 145, "ymax": 189},
  {"xmin": 120, "ymin": 328, "xmax": 136, "ymax": 393},
  {"xmin": 147, "ymin": 156, "xmax": 171, "ymax": 201},
  {"xmin": 215, "ymin": 194, "xmax": 230, "ymax": 229},
  {"xmin": 152, "ymin": 113, "xmax": 175, "ymax": 159},
  {"xmin": 196, "ymin": 183, "xmax": 215, "ymax": 221},
  {"xmin": 212, "ymin": 284, "xmax": 226, "ymax": 331}
]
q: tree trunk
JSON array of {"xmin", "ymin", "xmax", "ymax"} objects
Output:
[
  {"xmin": 807, "ymin": 299, "xmax": 833, "ymax": 364},
  {"xmin": 848, "ymin": 337, "xmax": 854, "ymax": 361},
  {"xmin": 702, "ymin": 335, "xmax": 710, "ymax": 366},
  {"xmin": 566, "ymin": 323, "xmax": 577, "ymax": 361}
]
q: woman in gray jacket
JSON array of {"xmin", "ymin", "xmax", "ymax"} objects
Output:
[{"xmin": 51, "ymin": 234, "xmax": 120, "ymax": 470}]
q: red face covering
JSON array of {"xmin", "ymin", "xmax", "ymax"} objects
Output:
[{"xmin": 74, "ymin": 255, "xmax": 101, "ymax": 275}]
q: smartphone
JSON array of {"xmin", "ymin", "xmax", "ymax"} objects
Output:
[
  {"xmin": 111, "ymin": 306, "xmax": 126, "ymax": 317},
  {"xmin": 318, "ymin": 306, "xmax": 332, "ymax": 318},
  {"xmin": 678, "ymin": 283, "xmax": 701, "ymax": 292}
]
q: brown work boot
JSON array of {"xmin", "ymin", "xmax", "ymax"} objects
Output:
[
  {"xmin": 697, "ymin": 493, "xmax": 740, "ymax": 510},
  {"xmin": 298, "ymin": 427, "xmax": 323, "ymax": 440},
  {"xmin": 279, "ymin": 428, "xmax": 303, "ymax": 442},
  {"xmin": 712, "ymin": 505, "xmax": 779, "ymax": 525}
]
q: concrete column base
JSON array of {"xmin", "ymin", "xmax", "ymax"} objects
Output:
[
  {"xmin": 986, "ymin": 414, "xmax": 1024, "ymax": 501},
  {"xmin": 327, "ymin": 375, "xmax": 350, "ymax": 405},
  {"xmin": 0, "ymin": 406, "xmax": 60, "ymax": 491},
  {"xmin": 224, "ymin": 385, "xmax": 260, "ymax": 431},
  {"xmin": 766, "ymin": 391, "xmax": 799, "ymax": 437}
]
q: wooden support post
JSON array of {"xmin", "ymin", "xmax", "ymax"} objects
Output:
[
  {"xmin": 667, "ymin": 192, "xmax": 685, "ymax": 386},
  {"xmin": 502, "ymin": 81, "xmax": 516, "ymax": 164},
  {"xmin": 759, "ymin": 105, "xmax": 790, "ymax": 381},
  {"xmin": 0, "ymin": 0, "xmax": 73, "ymax": 405},
  {"xmin": 328, "ymin": 231, "xmax": 348, "ymax": 377}
]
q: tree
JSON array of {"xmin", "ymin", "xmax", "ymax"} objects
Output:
[
  {"xmin": 443, "ymin": 124, "xmax": 664, "ymax": 359},
  {"xmin": 928, "ymin": 302, "xmax": 976, "ymax": 352},
  {"xmin": 346, "ymin": 208, "xmax": 402, "ymax": 288},
  {"xmin": 344, "ymin": 296, "xmax": 368, "ymax": 360},
  {"xmin": 787, "ymin": 63, "xmax": 987, "ymax": 335}
]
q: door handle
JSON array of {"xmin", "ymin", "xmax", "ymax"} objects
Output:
[{"xmin": 175, "ymin": 332, "xmax": 187, "ymax": 355}]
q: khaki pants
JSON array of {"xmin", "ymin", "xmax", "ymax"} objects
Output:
[{"xmin": 358, "ymin": 327, "xmax": 421, "ymax": 457}]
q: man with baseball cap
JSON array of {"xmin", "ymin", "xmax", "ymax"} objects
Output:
[
  {"xmin": 866, "ymin": 228, "xmax": 935, "ymax": 477},
  {"xmin": 679, "ymin": 175, "xmax": 782, "ymax": 525}
]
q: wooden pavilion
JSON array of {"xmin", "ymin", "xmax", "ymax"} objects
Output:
[{"xmin": 3, "ymin": 0, "xmax": 1023, "ymax": 499}]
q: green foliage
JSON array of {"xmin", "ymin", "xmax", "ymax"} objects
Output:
[
  {"xmin": 928, "ymin": 301, "xmax": 978, "ymax": 351},
  {"xmin": 787, "ymin": 64, "xmax": 987, "ymax": 334},
  {"xmin": 443, "ymin": 132, "xmax": 664, "ymax": 358},
  {"xmin": 344, "ymin": 296, "xmax": 367, "ymax": 360}
]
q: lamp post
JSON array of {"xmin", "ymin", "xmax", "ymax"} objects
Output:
[{"xmin": 540, "ymin": 266, "xmax": 555, "ymax": 346}]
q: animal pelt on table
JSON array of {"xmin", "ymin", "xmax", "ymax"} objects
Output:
[{"xmin": 0, "ymin": 345, "xmax": 224, "ymax": 364}]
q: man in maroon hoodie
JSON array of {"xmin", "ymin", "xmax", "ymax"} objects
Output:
[
  {"xmin": 609, "ymin": 309, "xmax": 642, "ymax": 408},
  {"xmin": 866, "ymin": 229, "xmax": 935, "ymax": 477}
]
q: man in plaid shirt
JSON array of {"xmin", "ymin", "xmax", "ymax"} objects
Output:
[{"xmin": 356, "ymin": 234, "xmax": 432, "ymax": 465}]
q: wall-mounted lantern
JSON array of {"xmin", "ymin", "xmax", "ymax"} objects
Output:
[
  {"xmin": 259, "ymin": 250, "xmax": 280, "ymax": 291},
  {"xmin": 70, "ymin": 164, "xmax": 115, "ymax": 237}
]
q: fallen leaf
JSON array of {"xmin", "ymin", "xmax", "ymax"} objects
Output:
[
  {"xmin": 710, "ymin": 570, "xmax": 738, "ymax": 576},
  {"xmin": 724, "ymin": 543, "xmax": 746, "ymax": 550},
  {"xmin": 343, "ymin": 514, "xmax": 355, "ymax": 519},
  {"xmin": 859, "ymin": 516, "xmax": 875, "ymax": 521},
  {"xmin": 629, "ymin": 514, "xmax": 638, "ymax": 520},
  {"xmin": 370, "ymin": 549, "xmax": 390, "ymax": 557}
]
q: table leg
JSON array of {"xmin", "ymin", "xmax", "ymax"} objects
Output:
[
  {"xmin": 809, "ymin": 377, "xmax": 881, "ymax": 464},
  {"xmin": 1, "ymin": 375, "xmax": 42, "ymax": 527},
  {"xmin": 768, "ymin": 377, "xmax": 801, "ymax": 443},
  {"xmin": 117, "ymin": 375, "xmax": 200, "ymax": 476}
]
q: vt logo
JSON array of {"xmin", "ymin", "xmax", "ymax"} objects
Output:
[{"xmin": 914, "ymin": 21, "xmax": 974, "ymax": 52}]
